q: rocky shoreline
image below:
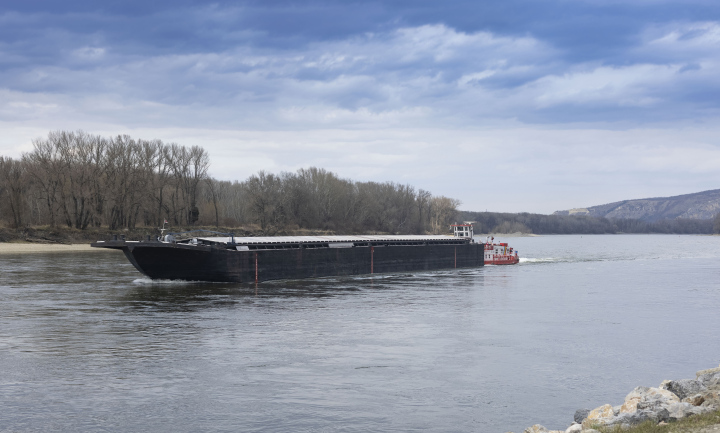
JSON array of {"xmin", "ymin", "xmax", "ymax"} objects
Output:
[{"xmin": 515, "ymin": 365, "xmax": 720, "ymax": 433}]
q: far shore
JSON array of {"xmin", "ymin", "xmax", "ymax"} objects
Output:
[
  {"xmin": 0, "ymin": 242, "xmax": 112, "ymax": 254},
  {"xmin": 480, "ymin": 232, "xmax": 540, "ymax": 237}
]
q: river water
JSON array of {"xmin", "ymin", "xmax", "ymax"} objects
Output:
[{"xmin": 1, "ymin": 234, "xmax": 719, "ymax": 432}]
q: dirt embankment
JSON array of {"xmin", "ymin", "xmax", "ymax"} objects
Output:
[
  {"xmin": 0, "ymin": 226, "xmax": 153, "ymax": 244},
  {"xmin": 0, "ymin": 225, "xmax": 343, "ymax": 245}
]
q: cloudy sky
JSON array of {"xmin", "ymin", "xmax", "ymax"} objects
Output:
[{"xmin": 1, "ymin": 0, "xmax": 720, "ymax": 213}]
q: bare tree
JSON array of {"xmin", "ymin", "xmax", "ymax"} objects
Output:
[
  {"xmin": 105, "ymin": 135, "xmax": 139, "ymax": 229},
  {"xmin": 23, "ymin": 137, "xmax": 62, "ymax": 227},
  {"xmin": 0, "ymin": 157, "xmax": 27, "ymax": 228},
  {"xmin": 147, "ymin": 140, "xmax": 172, "ymax": 227},
  {"xmin": 245, "ymin": 171, "xmax": 287, "ymax": 233},
  {"xmin": 52, "ymin": 131, "xmax": 104, "ymax": 229},
  {"xmin": 4, "ymin": 130, "xmax": 471, "ymax": 235},
  {"xmin": 416, "ymin": 189, "xmax": 432, "ymax": 233},
  {"xmin": 203, "ymin": 178, "xmax": 223, "ymax": 228},
  {"xmin": 168, "ymin": 144, "xmax": 209, "ymax": 225},
  {"xmin": 429, "ymin": 196, "xmax": 461, "ymax": 234}
]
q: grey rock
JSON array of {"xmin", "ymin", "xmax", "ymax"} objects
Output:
[
  {"xmin": 696, "ymin": 366, "xmax": 720, "ymax": 378},
  {"xmin": 701, "ymin": 391, "xmax": 720, "ymax": 409},
  {"xmin": 654, "ymin": 407, "xmax": 671, "ymax": 423},
  {"xmin": 663, "ymin": 378, "xmax": 707, "ymax": 400},
  {"xmin": 565, "ymin": 423, "xmax": 582, "ymax": 433},
  {"xmin": 602, "ymin": 413, "xmax": 633, "ymax": 429},
  {"xmin": 636, "ymin": 399, "xmax": 666, "ymax": 412},
  {"xmin": 605, "ymin": 409, "xmax": 661, "ymax": 428},
  {"xmin": 667, "ymin": 402, "xmax": 692, "ymax": 420},
  {"xmin": 698, "ymin": 371, "xmax": 720, "ymax": 389},
  {"xmin": 622, "ymin": 385, "xmax": 679, "ymax": 411},
  {"xmin": 683, "ymin": 393, "xmax": 706, "ymax": 406},
  {"xmin": 666, "ymin": 402, "xmax": 712, "ymax": 420},
  {"xmin": 523, "ymin": 425, "xmax": 548, "ymax": 433},
  {"xmin": 625, "ymin": 410, "xmax": 656, "ymax": 424},
  {"xmin": 573, "ymin": 409, "xmax": 590, "ymax": 424}
]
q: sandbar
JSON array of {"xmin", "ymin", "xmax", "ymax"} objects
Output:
[{"xmin": 0, "ymin": 242, "xmax": 112, "ymax": 254}]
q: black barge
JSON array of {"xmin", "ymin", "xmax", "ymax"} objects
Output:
[{"xmin": 91, "ymin": 229, "xmax": 484, "ymax": 283}]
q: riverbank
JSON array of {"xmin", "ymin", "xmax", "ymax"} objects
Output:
[
  {"xmin": 517, "ymin": 365, "xmax": 720, "ymax": 433},
  {"xmin": 0, "ymin": 242, "xmax": 109, "ymax": 254},
  {"xmin": 0, "ymin": 226, "xmax": 166, "ymax": 244},
  {"xmin": 0, "ymin": 225, "xmax": 516, "ymax": 245},
  {"xmin": 0, "ymin": 225, "xmax": 310, "ymax": 244}
]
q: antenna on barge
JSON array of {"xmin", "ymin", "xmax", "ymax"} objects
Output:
[{"xmin": 160, "ymin": 219, "xmax": 169, "ymax": 241}]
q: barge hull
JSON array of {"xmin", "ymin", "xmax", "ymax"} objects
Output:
[{"xmin": 95, "ymin": 241, "xmax": 484, "ymax": 283}]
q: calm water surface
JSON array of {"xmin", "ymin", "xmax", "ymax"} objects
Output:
[{"xmin": 1, "ymin": 235, "xmax": 719, "ymax": 432}]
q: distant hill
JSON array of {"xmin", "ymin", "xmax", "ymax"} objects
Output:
[{"xmin": 554, "ymin": 189, "xmax": 720, "ymax": 222}]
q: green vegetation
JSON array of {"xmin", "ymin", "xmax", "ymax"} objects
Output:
[{"xmin": 591, "ymin": 409, "xmax": 720, "ymax": 433}]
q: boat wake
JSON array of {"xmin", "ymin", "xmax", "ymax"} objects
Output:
[
  {"xmin": 519, "ymin": 257, "xmax": 559, "ymax": 264},
  {"xmin": 132, "ymin": 278, "xmax": 209, "ymax": 285}
]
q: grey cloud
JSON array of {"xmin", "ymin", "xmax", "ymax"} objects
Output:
[{"xmin": 2, "ymin": 5, "xmax": 720, "ymax": 128}]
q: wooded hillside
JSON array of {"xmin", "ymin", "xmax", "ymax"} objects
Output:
[
  {"xmin": 459, "ymin": 211, "xmax": 714, "ymax": 234},
  {"xmin": 554, "ymin": 189, "xmax": 720, "ymax": 222}
]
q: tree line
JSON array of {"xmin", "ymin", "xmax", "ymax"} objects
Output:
[
  {"xmin": 0, "ymin": 130, "xmax": 461, "ymax": 235},
  {"xmin": 459, "ymin": 211, "xmax": 715, "ymax": 235},
  {"xmin": 2, "ymin": 130, "xmax": 715, "ymax": 236}
]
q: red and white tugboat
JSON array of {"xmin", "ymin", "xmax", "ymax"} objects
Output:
[
  {"xmin": 483, "ymin": 236, "xmax": 519, "ymax": 265},
  {"xmin": 450, "ymin": 224, "xmax": 520, "ymax": 265}
]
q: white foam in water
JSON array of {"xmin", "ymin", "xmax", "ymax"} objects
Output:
[
  {"xmin": 519, "ymin": 257, "xmax": 557, "ymax": 263},
  {"xmin": 132, "ymin": 278, "xmax": 200, "ymax": 285}
]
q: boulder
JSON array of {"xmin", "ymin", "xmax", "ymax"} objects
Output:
[
  {"xmin": 573, "ymin": 409, "xmax": 590, "ymax": 424},
  {"xmin": 619, "ymin": 398, "xmax": 639, "ymax": 414},
  {"xmin": 587, "ymin": 404, "xmax": 614, "ymax": 420},
  {"xmin": 698, "ymin": 371, "xmax": 720, "ymax": 389},
  {"xmin": 604, "ymin": 408, "xmax": 667, "ymax": 428},
  {"xmin": 564, "ymin": 423, "xmax": 582, "ymax": 433},
  {"xmin": 637, "ymin": 398, "xmax": 669, "ymax": 412},
  {"xmin": 580, "ymin": 404, "xmax": 614, "ymax": 429},
  {"xmin": 662, "ymin": 378, "xmax": 707, "ymax": 400},
  {"xmin": 524, "ymin": 425, "xmax": 548, "ymax": 433},
  {"xmin": 517, "ymin": 365, "xmax": 720, "ymax": 433},
  {"xmin": 683, "ymin": 393, "xmax": 705, "ymax": 406},
  {"xmin": 620, "ymin": 386, "xmax": 679, "ymax": 413},
  {"xmin": 582, "ymin": 386, "xmax": 682, "ymax": 429},
  {"xmin": 700, "ymin": 391, "xmax": 720, "ymax": 409},
  {"xmin": 666, "ymin": 401, "xmax": 711, "ymax": 420},
  {"xmin": 696, "ymin": 366, "xmax": 720, "ymax": 378}
]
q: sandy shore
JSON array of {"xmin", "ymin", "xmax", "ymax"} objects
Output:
[{"xmin": 0, "ymin": 242, "xmax": 113, "ymax": 254}]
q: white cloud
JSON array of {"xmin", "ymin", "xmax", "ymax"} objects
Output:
[
  {"xmin": 72, "ymin": 46, "xmax": 106, "ymax": 59},
  {"xmin": 2, "ymin": 20, "xmax": 720, "ymax": 213},
  {"xmin": 645, "ymin": 21, "xmax": 720, "ymax": 56},
  {"xmin": 525, "ymin": 64, "xmax": 681, "ymax": 107}
]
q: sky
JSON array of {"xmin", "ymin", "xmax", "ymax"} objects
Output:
[{"xmin": 1, "ymin": 0, "xmax": 720, "ymax": 213}]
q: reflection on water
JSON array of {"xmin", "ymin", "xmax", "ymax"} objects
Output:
[
  {"xmin": 1, "ymin": 235, "xmax": 719, "ymax": 433},
  {"xmin": 122, "ymin": 268, "xmax": 484, "ymax": 308}
]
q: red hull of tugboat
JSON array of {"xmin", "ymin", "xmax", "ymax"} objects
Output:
[{"xmin": 485, "ymin": 255, "xmax": 520, "ymax": 265}]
